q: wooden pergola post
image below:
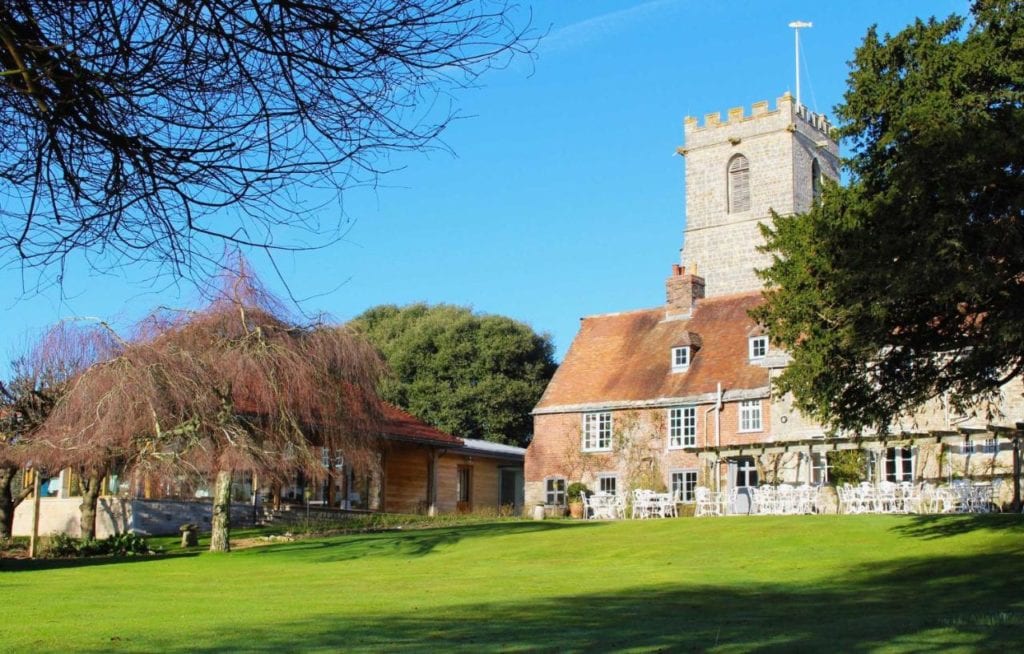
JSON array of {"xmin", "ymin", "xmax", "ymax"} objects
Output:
[
  {"xmin": 1013, "ymin": 436, "xmax": 1021, "ymax": 512},
  {"xmin": 28, "ymin": 469, "xmax": 41, "ymax": 559}
]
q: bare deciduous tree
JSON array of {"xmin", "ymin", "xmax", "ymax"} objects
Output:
[
  {"xmin": 37, "ymin": 261, "xmax": 387, "ymax": 551},
  {"xmin": 0, "ymin": 1, "xmax": 532, "ymax": 279}
]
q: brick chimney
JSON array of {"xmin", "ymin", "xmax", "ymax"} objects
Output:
[{"xmin": 666, "ymin": 264, "xmax": 705, "ymax": 316}]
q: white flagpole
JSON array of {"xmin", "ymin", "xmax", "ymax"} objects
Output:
[{"xmin": 788, "ymin": 21, "xmax": 813, "ymax": 106}]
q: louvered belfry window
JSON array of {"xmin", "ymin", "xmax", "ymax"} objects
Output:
[
  {"xmin": 728, "ymin": 154, "xmax": 751, "ymax": 213},
  {"xmin": 811, "ymin": 158, "xmax": 822, "ymax": 204}
]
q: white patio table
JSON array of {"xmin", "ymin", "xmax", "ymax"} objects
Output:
[
  {"xmin": 587, "ymin": 492, "xmax": 619, "ymax": 520},
  {"xmin": 632, "ymin": 490, "xmax": 677, "ymax": 518}
]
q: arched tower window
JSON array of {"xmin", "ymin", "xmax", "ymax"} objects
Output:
[
  {"xmin": 727, "ymin": 154, "xmax": 750, "ymax": 213},
  {"xmin": 811, "ymin": 158, "xmax": 822, "ymax": 204}
]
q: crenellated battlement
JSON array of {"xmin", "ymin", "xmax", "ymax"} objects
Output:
[
  {"xmin": 684, "ymin": 92, "xmax": 833, "ymax": 137},
  {"xmin": 679, "ymin": 91, "xmax": 841, "ymax": 298}
]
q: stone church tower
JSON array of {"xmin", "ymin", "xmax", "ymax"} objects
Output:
[{"xmin": 678, "ymin": 93, "xmax": 839, "ymax": 297}]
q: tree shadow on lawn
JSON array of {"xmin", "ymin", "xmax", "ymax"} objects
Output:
[
  {"xmin": 0, "ymin": 550, "xmax": 200, "ymax": 573},
  {"xmin": 134, "ymin": 546, "xmax": 1024, "ymax": 653},
  {"xmin": 246, "ymin": 520, "xmax": 605, "ymax": 563},
  {"xmin": 889, "ymin": 513, "xmax": 1024, "ymax": 540}
]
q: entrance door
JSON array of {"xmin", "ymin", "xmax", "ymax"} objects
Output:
[
  {"xmin": 499, "ymin": 468, "xmax": 523, "ymax": 513},
  {"xmin": 729, "ymin": 456, "xmax": 759, "ymax": 514},
  {"xmin": 456, "ymin": 465, "xmax": 473, "ymax": 513}
]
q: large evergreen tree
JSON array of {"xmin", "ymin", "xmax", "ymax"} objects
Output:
[
  {"xmin": 351, "ymin": 304, "xmax": 557, "ymax": 447},
  {"xmin": 754, "ymin": 0, "xmax": 1024, "ymax": 432}
]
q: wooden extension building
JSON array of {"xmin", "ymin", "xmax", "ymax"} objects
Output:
[{"xmin": 14, "ymin": 403, "xmax": 525, "ymax": 538}]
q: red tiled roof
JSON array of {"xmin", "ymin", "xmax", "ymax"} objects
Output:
[
  {"xmin": 535, "ymin": 292, "xmax": 769, "ymax": 410},
  {"xmin": 383, "ymin": 403, "xmax": 463, "ymax": 446}
]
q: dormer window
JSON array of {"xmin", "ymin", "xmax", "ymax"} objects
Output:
[
  {"xmin": 748, "ymin": 336, "xmax": 768, "ymax": 361},
  {"xmin": 671, "ymin": 333, "xmax": 701, "ymax": 372},
  {"xmin": 671, "ymin": 346, "xmax": 690, "ymax": 372}
]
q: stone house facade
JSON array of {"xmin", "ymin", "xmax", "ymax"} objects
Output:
[{"xmin": 525, "ymin": 93, "xmax": 1021, "ymax": 511}]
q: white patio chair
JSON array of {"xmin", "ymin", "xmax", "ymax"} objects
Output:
[
  {"xmin": 842, "ymin": 483, "xmax": 865, "ymax": 514},
  {"xmin": 795, "ymin": 484, "xmax": 814, "ymax": 514},
  {"xmin": 840, "ymin": 484, "xmax": 856, "ymax": 514},
  {"xmin": 777, "ymin": 484, "xmax": 797, "ymax": 514},
  {"xmin": 748, "ymin": 486, "xmax": 761, "ymax": 515},
  {"xmin": 812, "ymin": 484, "xmax": 825, "ymax": 514},
  {"xmin": 656, "ymin": 493, "xmax": 677, "ymax": 518},
  {"xmin": 935, "ymin": 485, "xmax": 959, "ymax": 513},
  {"xmin": 725, "ymin": 487, "xmax": 737, "ymax": 515},
  {"xmin": 876, "ymin": 481, "xmax": 898, "ymax": 514},
  {"xmin": 753, "ymin": 486, "xmax": 770, "ymax": 515},
  {"xmin": 989, "ymin": 479, "xmax": 1004, "ymax": 513},
  {"xmin": 694, "ymin": 486, "xmax": 718, "ymax": 517},
  {"xmin": 856, "ymin": 483, "xmax": 872, "ymax": 513},
  {"xmin": 973, "ymin": 484, "xmax": 994, "ymax": 513},
  {"xmin": 899, "ymin": 482, "xmax": 922, "ymax": 514},
  {"xmin": 950, "ymin": 481, "xmax": 973, "ymax": 513},
  {"xmin": 580, "ymin": 492, "xmax": 592, "ymax": 520},
  {"xmin": 632, "ymin": 489, "xmax": 654, "ymax": 519},
  {"xmin": 613, "ymin": 493, "xmax": 627, "ymax": 519}
]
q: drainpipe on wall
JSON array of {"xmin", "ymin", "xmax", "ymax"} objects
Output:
[
  {"xmin": 703, "ymin": 399, "xmax": 717, "ymax": 493},
  {"xmin": 715, "ymin": 382, "xmax": 723, "ymax": 492},
  {"xmin": 703, "ymin": 404, "xmax": 716, "ymax": 449}
]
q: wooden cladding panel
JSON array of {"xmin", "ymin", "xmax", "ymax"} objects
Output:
[
  {"xmin": 383, "ymin": 443, "xmax": 430, "ymax": 514},
  {"xmin": 436, "ymin": 455, "xmax": 501, "ymax": 514}
]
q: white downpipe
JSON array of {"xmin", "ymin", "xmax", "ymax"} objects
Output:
[
  {"xmin": 703, "ymin": 401, "xmax": 717, "ymax": 492},
  {"xmin": 703, "ymin": 405, "xmax": 716, "ymax": 449},
  {"xmin": 715, "ymin": 382, "xmax": 723, "ymax": 492}
]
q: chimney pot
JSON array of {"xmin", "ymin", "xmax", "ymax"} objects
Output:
[{"xmin": 666, "ymin": 268, "xmax": 705, "ymax": 316}]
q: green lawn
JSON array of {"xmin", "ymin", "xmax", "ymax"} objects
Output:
[{"xmin": 2, "ymin": 514, "xmax": 1023, "ymax": 652}]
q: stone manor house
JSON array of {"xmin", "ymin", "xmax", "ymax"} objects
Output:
[{"xmin": 524, "ymin": 93, "xmax": 1024, "ymax": 512}]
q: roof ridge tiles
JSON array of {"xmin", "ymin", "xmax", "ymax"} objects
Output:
[{"xmin": 581, "ymin": 291, "xmax": 764, "ymax": 322}]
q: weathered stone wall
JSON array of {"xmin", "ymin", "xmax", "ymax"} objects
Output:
[
  {"xmin": 13, "ymin": 498, "xmax": 257, "ymax": 538},
  {"xmin": 680, "ymin": 94, "xmax": 839, "ymax": 297}
]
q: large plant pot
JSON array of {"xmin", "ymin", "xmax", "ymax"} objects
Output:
[{"xmin": 569, "ymin": 501, "xmax": 584, "ymax": 519}]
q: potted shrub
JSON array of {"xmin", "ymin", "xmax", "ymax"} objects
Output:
[{"xmin": 566, "ymin": 482, "xmax": 591, "ymax": 519}]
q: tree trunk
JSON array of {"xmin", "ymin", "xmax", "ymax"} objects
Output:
[
  {"xmin": 210, "ymin": 469, "xmax": 232, "ymax": 552},
  {"xmin": 0, "ymin": 466, "xmax": 31, "ymax": 541},
  {"xmin": 79, "ymin": 473, "xmax": 103, "ymax": 541},
  {"xmin": 0, "ymin": 466, "xmax": 17, "ymax": 540},
  {"xmin": 1013, "ymin": 437, "xmax": 1021, "ymax": 512}
]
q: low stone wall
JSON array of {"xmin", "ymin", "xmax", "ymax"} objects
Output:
[{"xmin": 13, "ymin": 498, "xmax": 257, "ymax": 538}]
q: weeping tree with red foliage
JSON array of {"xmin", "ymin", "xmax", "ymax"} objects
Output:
[
  {"xmin": 0, "ymin": 322, "xmax": 117, "ymax": 540},
  {"xmin": 38, "ymin": 265, "xmax": 386, "ymax": 551}
]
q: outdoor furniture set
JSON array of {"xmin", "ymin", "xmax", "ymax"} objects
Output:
[
  {"xmin": 629, "ymin": 489, "xmax": 678, "ymax": 519},
  {"xmin": 579, "ymin": 489, "xmax": 677, "ymax": 520},
  {"xmin": 576, "ymin": 480, "xmax": 1002, "ymax": 520},
  {"xmin": 749, "ymin": 483, "xmax": 823, "ymax": 515},
  {"xmin": 694, "ymin": 486, "xmax": 733, "ymax": 517},
  {"xmin": 580, "ymin": 491, "xmax": 626, "ymax": 519},
  {"xmin": 837, "ymin": 480, "xmax": 1000, "ymax": 515}
]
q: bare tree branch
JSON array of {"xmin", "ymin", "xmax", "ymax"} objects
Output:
[{"xmin": 0, "ymin": 0, "xmax": 534, "ymax": 282}]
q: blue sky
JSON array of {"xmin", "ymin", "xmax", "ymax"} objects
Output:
[{"xmin": 0, "ymin": 0, "xmax": 967, "ymax": 371}]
